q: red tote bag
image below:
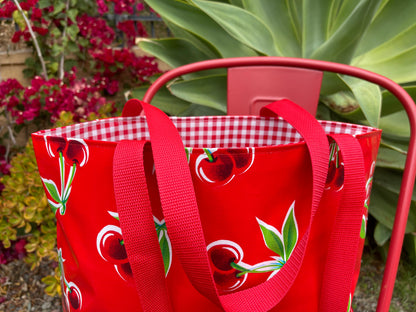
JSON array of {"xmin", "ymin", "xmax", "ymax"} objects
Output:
[{"xmin": 32, "ymin": 99, "xmax": 381, "ymax": 312}]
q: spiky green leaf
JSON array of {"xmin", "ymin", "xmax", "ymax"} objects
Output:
[
  {"xmin": 369, "ymin": 185, "xmax": 416, "ymax": 232},
  {"xmin": 143, "ymin": 0, "xmax": 257, "ymax": 57},
  {"xmin": 381, "ymin": 86, "xmax": 416, "ymax": 117},
  {"xmin": 139, "ymin": 38, "xmax": 222, "ymax": 77},
  {"xmin": 243, "ymin": 0, "xmax": 301, "ymax": 56},
  {"xmin": 340, "ymin": 76, "xmax": 381, "ymax": 127},
  {"xmin": 170, "ymin": 75, "xmax": 227, "ymax": 112},
  {"xmin": 374, "ymin": 221, "xmax": 392, "ymax": 246},
  {"xmin": 192, "ymin": 0, "xmax": 279, "ymax": 55},
  {"xmin": 311, "ymin": 0, "xmax": 382, "ymax": 63},
  {"xmin": 130, "ymin": 85, "xmax": 191, "ymax": 116}
]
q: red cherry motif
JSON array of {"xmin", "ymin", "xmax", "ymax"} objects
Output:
[
  {"xmin": 45, "ymin": 137, "xmax": 89, "ymax": 167},
  {"xmin": 46, "ymin": 136, "xmax": 67, "ymax": 157},
  {"xmin": 209, "ymin": 243, "xmax": 241, "ymax": 271},
  {"xmin": 65, "ymin": 282, "xmax": 82, "ymax": 310},
  {"xmin": 97, "ymin": 225, "xmax": 128, "ymax": 264},
  {"xmin": 116, "ymin": 262, "xmax": 134, "ymax": 282},
  {"xmin": 226, "ymin": 148, "xmax": 254, "ymax": 174},
  {"xmin": 326, "ymin": 161, "xmax": 336, "ymax": 185},
  {"xmin": 196, "ymin": 149, "xmax": 235, "ymax": 185},
  {"xmin": 68, "ymin": 286, "xmax": 81, "ymax": 309},
  {"xmin": 207, "ymin": 240, "xmax": 247, "ymax": 292},
  {"xmin": 65, "ymin": 139, "xmax": 89, "ymax": 167},
  {"xmin": 195, "ymin": 148, "xmax": 254, "ymax": 185},
  {"xmin": 334, "ymin": 163, "xmax": 344, "ymax": 189},
  {"xmin": 213, "ymin": 270, "xmax": 245, "ymax": 291},
  {"xmin": 325, "ymin": 143, "xmax": 344, "ymax": 191}
]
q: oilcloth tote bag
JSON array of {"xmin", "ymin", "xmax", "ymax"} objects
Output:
[{"xmin": 32, "ymin": 98, "xmax": 381, "ymax": 312}]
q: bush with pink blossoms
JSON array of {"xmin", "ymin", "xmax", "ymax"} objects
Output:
[
  {"xmin": 0, "ymin": 0, "xmax": 161, "ymax": 158},
  {"xmin": 0, "ymin": 70, "xmax": 115, "ymax": 125},
  {"xmin": 0, "ymin": 0, "xmax": 160, "ymax": 89}
]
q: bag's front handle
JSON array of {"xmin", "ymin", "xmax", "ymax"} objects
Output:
[
  {"xmin": 120, "ymin": 98, "xmax": 329, "ymax": 311},
  {"xmin": 113, "ymin": 140, "xmax": 173, "ymax": 312}
]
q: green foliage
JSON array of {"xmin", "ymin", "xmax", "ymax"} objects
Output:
[
  {"xmin": 0, "ymin": 106, "xmax": 115, "ymax": 297},
  {"xmin": 0, "ymin": 140, "xmax": 56, "ymax": 267},
  {"xmin": 137, "ymin": 0, "xmax": 416, "ymax": 261}
]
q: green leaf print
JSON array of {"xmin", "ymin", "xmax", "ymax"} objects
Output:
[
  {"xmin": 158, "ymin": 230, "xmax": 172, "ymax": 276},
  {"xmin": 256, "ymin": 218, "xmax": 285, "ymax": 259},
  {"xmin": 41, "ymin": 178, "xmax": 61, "ymax": 203},
  {"xmin": 360, "ymin": 215, "xmax": 367, "ymax": 239},
  {"xmin": 283, "ymin": 202, "xmax": 298, "ymax": 259}
]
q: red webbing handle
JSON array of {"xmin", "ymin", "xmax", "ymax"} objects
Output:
[
  {"xmin": 121, "ymin": 98, "xmax": 329, "ymax": 311},
  {"xmin": 113, "ymin": 140, "xmax": 173, "ymax": 312},
  {"xmin": 319, "ymin": 134, "xmax": 366, "ymax": 311}
]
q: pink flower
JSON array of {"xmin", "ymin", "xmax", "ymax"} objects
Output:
[
  {"xmin": 31, "ymin": 7, "xmax": 42, "ymax": 21},
  {"xmin": 11, "ymin": 31, "xmax": 22, "ymax": 43},
  {"xmin": 136, "ymin": 3, "xmax": 144, "ymax": 11},
  {"xmin": 106, "ymin": 80, "xmax": 119, "ymax": 95},
  {"xmin": 96, "ymin": 0, "xmax": 109, "ymax": 14},
  {"xmin": 0, "ymin": 2, "xmax": 16, "ymax": 18},
  {"xmin": 33, "ymin": 26, "xmax": 48, "ymax": 36},
  {"xmin": 6, "ymin": 95, "xmax": 20, "ymax": 110}
]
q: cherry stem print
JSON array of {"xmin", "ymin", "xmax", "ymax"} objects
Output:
[
  {"xmin": 230, "ymin": 258, "xmax": 286, "ymax": 278},
  {"xmin": 329, "ymin": 142, "xmax": 339, "ymax": 167},
  {"xmin": 204, "ymin": 148, "xmax": 215, "ymax": 162},
  {"xmin": 326, "ymin": 142, "xmax": 344, "ymax": 191},
  {"xmin": 58, "ymin": 249, "xmax": 82, "ymax": 310},
  {"xmin": 41, "ymin": 137, "xmax": 89, "ymax": 215},
  {"xmin": 207, "ymin": 201, "xmax": 299, "ymax": 292}
]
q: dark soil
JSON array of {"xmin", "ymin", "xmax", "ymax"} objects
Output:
[
  {"xmin": 1, "ymin": 250, "xmax": 410, "ymax": 312},
  {"xmin": 0, "ymin": 259, "xmax": 61, "ymax": 312}
]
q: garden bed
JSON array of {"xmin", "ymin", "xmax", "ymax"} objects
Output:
[{"xmin": 1, "ymin": 249, "xmax": 414, "ymax": 312}]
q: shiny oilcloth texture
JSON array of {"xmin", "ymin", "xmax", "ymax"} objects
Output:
[{"xmin": 32, "ymin": 99, "xmax": 381, "ymax": 312}]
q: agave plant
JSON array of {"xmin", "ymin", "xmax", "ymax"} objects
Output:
[{"xmin": 133, "ymin": 0, "xmax": 416, "ymax": 260}]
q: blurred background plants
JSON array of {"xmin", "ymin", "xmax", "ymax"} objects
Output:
[
  {"xmin": 0, "ymin": 0, "xmax": 163, "ymax": 297},
  {"xmin": 133, "ymin": 0, "xmax": 416, "ymax": 263}
]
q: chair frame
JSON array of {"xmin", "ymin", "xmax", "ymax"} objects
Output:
[{"xmin": 142, "ymin": 57, "xmax": 416, "ymax": 312}]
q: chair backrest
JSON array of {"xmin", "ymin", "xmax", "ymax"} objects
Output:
[
  {"xmin": 140, "ymin": 57, "xmax": 416, "ymax": 312},
  {"xmin": 227, "ymin": 66, "xmax": 322, "ymax": 115}
]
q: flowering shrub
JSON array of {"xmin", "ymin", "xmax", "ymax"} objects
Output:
[
  {"xmin": 0, "ymin": 70, "xmax": 115, "ymax": 125},
  {"xmin": 0, "ymin": 0, "xmax": 160, "ymax": 88},
  {"xmin": 0, "ymin": 0, "xmax": 162, "ymax": 291}
]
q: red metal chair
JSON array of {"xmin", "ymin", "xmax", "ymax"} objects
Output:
[{"xmin": 140, "ymin": 57, "xmax": 416, "ymax": 312}]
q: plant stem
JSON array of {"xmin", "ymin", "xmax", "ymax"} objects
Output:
[
  {"xmin": 59, "ymin": 0, "xmax": 71, "ymax": 80},
  {"xmin": 12, "ymin": 0, "xmax": 48, "ymax": 80}
]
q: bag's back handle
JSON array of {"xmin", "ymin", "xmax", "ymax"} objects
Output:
[{"xmin": 123, "ymin": 57, "xmax": 416, "ymax": 312}]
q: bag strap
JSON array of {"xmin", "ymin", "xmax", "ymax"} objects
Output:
[
  {"xmin": 113, "ymin": 140, "xmax": 173, "ymax": 312},
  {"xmin": 319, "ymin": 134, "xmax": 366, "ymax": 311},
  {"xmin": 119, "ymin": 98, "xmax": 329, "ymax": 311}
]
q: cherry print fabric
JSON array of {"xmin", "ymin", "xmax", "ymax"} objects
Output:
[{"xmin": 32, "ymin": 101, "xmax": 381, "ymax": 312}]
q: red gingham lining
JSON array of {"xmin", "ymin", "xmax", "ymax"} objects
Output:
[{"xmin": 33, "ymin": 116, "xmax": 379, "ymax": 148}]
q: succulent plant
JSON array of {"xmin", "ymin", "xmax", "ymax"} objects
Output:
[{"xmin": 134, "ymin": 0, "xmax": 416, "ymax": 260}]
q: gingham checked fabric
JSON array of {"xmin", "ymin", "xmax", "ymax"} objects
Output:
[{"xmin": 36, "ymin": 116, "xmax": 377, "ymax": 148}]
